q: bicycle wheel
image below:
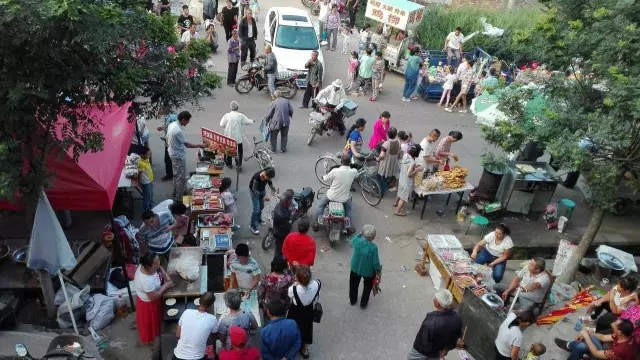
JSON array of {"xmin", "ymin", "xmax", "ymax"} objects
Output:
[
  {"xmin": 255, "ymin": 149, "xmax": 273, "ymax": 169},
  {"xmin": 235, "ymin": 78, "xmax": 254, "ymax": 94},
  {"xmin": 314, "ymin": 156, "xmax": 339, "ymax": 185},
  {"xmin": 359, "ymin": 175, "xmax": 382, "ymax": 206},
  {"xmin": 262, "ymin": 228, "xmax": 274, "ymax": 250}
]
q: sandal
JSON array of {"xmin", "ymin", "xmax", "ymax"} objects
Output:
[
  {"xmin": 394, "ymin": 211, "xmax": 407, "ymax": 216},
  {"xmin": 300, "ymin": 349, "xmax": 310, "ymax": 359}
]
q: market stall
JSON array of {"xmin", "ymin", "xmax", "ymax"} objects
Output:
[
  {"xmin": 412, "ymin": 165, "xmax": 473, "ymax": 219},
  {"xmin": 494, "ymin": 162, "xmax": 560, "ymax": 215},
  {"xmin": 364, "ymin": 0, "xmax": 425, "ymax": 73}
]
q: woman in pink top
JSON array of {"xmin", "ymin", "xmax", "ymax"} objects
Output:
[{"xmin": 368, "ymin": 111, "xmax": 391, "ymax": 150}]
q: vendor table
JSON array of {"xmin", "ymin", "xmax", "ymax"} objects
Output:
[
  {"xmin": 116, "ymin": 166, "xmax": 142, "ymax": 218},
  {"xmin": 412, "ymin": 182, "xmax": 474, "ymax": 219},
  {"xmin": 164, "ymin": 247, "xmax": 207, "ymax": 298},
  {"xmin": 214, "ymin": 290, "xmax": 262, "ymax": 327}
]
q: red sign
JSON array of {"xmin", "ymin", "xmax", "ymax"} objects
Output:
[{"xmin": 201, "ymin": 127, "xmax": 238, "ymax": 156}]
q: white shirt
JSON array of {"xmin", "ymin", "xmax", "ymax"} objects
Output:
[
  {"xmin": 167, "ymin": 122, "xmax": 187, "ymax": 158},
  {"xmin": 517, "ymin": 267, "xmax": 551, "ymax": 303},
  {"xmin": 173, "ymin": 309, "xmax": 219, "ymax": 360},
  {"xmin": 133, "ymin": 267, "xmax": 161, "ymax": 302},
  {"xmin": 315, "ymin": 85, "xmax": 347, "ymax": 109},
  {"xmin": 220, "ymin": 111, "xmax": 254, "ymax": 143},
  {"xmin": 483, "ymin": 232, "xmax": 514, "ymax": 257},
  {"xmin": 181, "ymin": 31, "xmax": 200, "ymax": 43},
  {"xmin": 495, "ymin": 312, "xmax": 523, "ymax": 357},
  {"xmin": 131, "ymin": 117, "xmax": 149, "ymax": 145},
  {"xmin": 416, "ymin": 138, "xmax": 435, "ymax": 171},
  {"xmin": 288, "ymin": 280, "xmax": 320, "ymax": 306},
  {"xmin": 359, "ymin": 30, "xmax": 369, "ymax": 43},
  {"xmin": 247, "ymin": 20, "xmax": 253, "ymax": 38},
  {"xmin": 319, "ymin": 2, "xmax": 331, "ymax": 22},
  {"xmin": 323, "ymin": 165, "xmax": 358, "ymax": 203},
  {"xmin": 446, "ymin": 31, "xmax": 464, "ymax": 50}
]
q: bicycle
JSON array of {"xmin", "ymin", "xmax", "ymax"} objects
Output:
[
  {"xmin": 242, "ymin": 125, "xmax": 274, "ymax": 171},
  {"xmin": 314, "ymin": 152, "xmax": 382, "ymax": 206}
]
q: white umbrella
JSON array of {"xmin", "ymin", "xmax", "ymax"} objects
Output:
[{"xmin": 27, "ymin": 191, "xmax": 79, "ymax": 335}]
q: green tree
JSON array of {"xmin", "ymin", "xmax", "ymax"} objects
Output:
[
  {"xmin": 0, "ymin": 0, "xmax": 222, "ymax": 210},
  {"xmin": 481, "ymin": 0, "xmax": 640, "ymax": 283}
]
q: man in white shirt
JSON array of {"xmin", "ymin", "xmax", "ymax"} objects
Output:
[
  {"xmin": 220, "ymin": 101, "xmax": 254, "ymax": 169},
  {"xmin": 173, "ymin": 292, "xmax": 218, "ymax": 360},
  {"xmin": 167, "ymin": 111, "xmax": 205, "ymax": 201},
  {"xmin": 416, "ymin": 129, "xmax": 443, "ymax": 172},
  {"xmin": 494, "ymin": 257, "xmax": 551, "ymax": 311},
  {"xmin": 444, "ymin": 27, "xmax": 464, "ymax": 66},
  {"xmin": 181, "ymin": 23, "xmax": 200, "ymax": 44},
  {"xmin": 317, "ymin": 0, "xmax": 331, "ymax": 41},
  {"xmin": 314, "ymin": 154, "xmax": 358, "ymax": 233}
]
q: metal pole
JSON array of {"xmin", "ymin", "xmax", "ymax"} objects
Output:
[
  {"xmin": 508, "ymin": 287, "xmax": 522, "ymax": 313},
  {"xmin": 58, "ymin": 272, "xmax": 79, "ymax": 335}
]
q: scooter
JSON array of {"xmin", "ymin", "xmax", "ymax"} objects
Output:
[
  {"xmin": 262, "ymin": 187, "xmax": 315, "ymax": 250},
  {"xmin": 235, "ymin": 57, "xmax": 299, "ymax": 99},
  {"xmin": 312, "ymin": 188, "xmax": 351, "ymax": 246},
  {"xmin": 14, "ymin": 342, "xmax": 84, "ymax": 360},
  {"xmin": 307, "ymin": 98, "xmax": 354, "ymax": 146}
]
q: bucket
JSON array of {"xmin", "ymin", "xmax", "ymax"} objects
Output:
[{"xmin": 594, "ymin": 261, "xmax": 613, "ymax": 281}]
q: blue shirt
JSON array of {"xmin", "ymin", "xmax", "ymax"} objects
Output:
[
  {"xmin": 345, "ymin": 129, "xmax": 363, "ymax": 157},
  {"xmin": 260, "ymin": 317, "xmax": 301, "ymax": 360},
  {"xmin": 161, "ymin": 113, "xmax": 178, "ymax": 141}
]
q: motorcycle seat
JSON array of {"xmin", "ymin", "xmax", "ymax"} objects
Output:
[
  {"xmin": 328, "ymin": 201, "xmax": 345, "ymax": 217},
  {"xmin": 294, "ymin": 187, "xmax": 313, "ymax": 200}
]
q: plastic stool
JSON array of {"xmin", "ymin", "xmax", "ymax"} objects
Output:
[
  {"xmin": 465, "ymin": 215, "xmax": 490, "ymax": 237},
  {"xmin": 558, "ymin": 199, "xmax": 576, "ymax": 220}
]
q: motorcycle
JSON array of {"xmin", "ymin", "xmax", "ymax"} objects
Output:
[
  {"xmin": 14, "ymin": 338, "xmax": 85, "ymax": 359},
  {"xmin": 235, "ymin": 57, "xmax": 299, "ymax": 99},
  {"xmin": 307, "ymin": 98, "xmax": 355, "ymax": 146},
  {"xmin": 312, "ymin": 188, "xmax": 351, "ymax": 246},
  {"xmin": 262, "ymin": 187, "xmax": 315, "ymax": 250}
]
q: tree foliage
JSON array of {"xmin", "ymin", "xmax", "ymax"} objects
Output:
[
  {"xmin": 481, "ymin": 0, "xmax": 640, "ymax": 282},
  {"xmin": 0, "ymin": 0, "xmax": 222, "ymax": 209}
]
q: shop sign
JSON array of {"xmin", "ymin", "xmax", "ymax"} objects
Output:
[
  {"xmin": 365, "ymin": 0, "xmax": 424, "ymax": 29},
  {"xmin": 201, "ymin": 127, "xmax": 237, "ymax": 156}
]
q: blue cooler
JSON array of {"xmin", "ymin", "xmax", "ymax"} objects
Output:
[{"xmin": 340, "ymin": 101, "xmax": 358, "ymax": 118}]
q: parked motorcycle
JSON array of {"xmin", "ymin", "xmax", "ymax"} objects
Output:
[
  {"xmin": 14, "ymin": 339, "xmax": 85, "ymax": 360},
  {"xmin": 235, "ymin": 58, "xmax": 298, "ymax": 99},
  {"xmin": 307, "ymin": 99, "xmax": 356, "ymax": 146},
  {"xmin": 312, "ymin": 188, "xmax": 351, "ymax": 246},
  {"xmin": 262, "ymin": 187, "xmax": 315, "ymax": 250}
]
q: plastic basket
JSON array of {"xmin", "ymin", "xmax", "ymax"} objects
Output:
[{"xmin": 276, "ymin": 70, "xmax": 300, "ymax": 80}]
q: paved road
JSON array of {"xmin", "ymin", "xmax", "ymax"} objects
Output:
[{"xmin": 143, "ymin": 1, "xmax": 486, "ymax": 358}]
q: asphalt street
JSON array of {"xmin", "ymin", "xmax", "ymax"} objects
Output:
[{"xmin": 146, "ymin": 0, "xmax": 487, "ymax": 358}]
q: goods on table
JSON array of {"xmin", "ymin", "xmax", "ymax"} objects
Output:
[
  {"xmin": 165, "ymin": 298, "xmax": 176, "ymax": 306},
  {"xmin": 440, "ymin": 249, "xmax": 470, "ymax": 263},
  {"xmin": 211, "ymin": 177, "xmax": 222, "ymax": 188},
  {"xmin": 436, "ymin": 166, "xmax": 469, "ymax": 189},
  {"xmin": 428, "ymin": 234, "xmax": 463, "ymax": 249},
  {"xmin": 453, "ymin": 274, "xmax": 477, "ymax": 288},
  {"xmin": 201, "ymin": 213, "xmax": 233, "ymax": 227},
  {"xmin": 174, "ymin": 256, "xmax": 200, "ymax": 281},
  {"xmin": 189, "ymin": 174, "xmax": 213, "ymax": 189},
  {"xmin": 192, "ymin": 188, "xmax": 223, "ymax": 209},
  {"xmin": 196, "ymin": 162, "xmax": 211, "ymax": 173},
  {"xmin": 204, "ymin": 139, "xmax": 237, "ymax": 157},
  {"xmin": 448, "ymin": 260, "xmax": 473, "ymax": 274},
  {"xmin": 167, "ymin": 309, "xmax": 179, "ymax": 316},
  {"xmin": 470, "ymin": 285, "xmax": 488, "ymax": 297},
  {"xmin": 419, "ymin": 175, "xmax": 444, "ymax": 193}
]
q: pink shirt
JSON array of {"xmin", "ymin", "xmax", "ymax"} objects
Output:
[
  {"xmin": 368, "ymin": 119, "xmax": 390, "ymax": 150},
  {"xmin": 348, "ymin": 58, "xmax": 359, "ymax": 74}
]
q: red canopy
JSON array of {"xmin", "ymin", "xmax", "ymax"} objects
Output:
[{"xmin": 0, "ymin": 103, "xmax": 135, "ymax": 211}]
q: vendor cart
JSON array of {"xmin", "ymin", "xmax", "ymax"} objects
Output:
[{"xmin": 364, "ymin": 0, "xmax": 425, "ymax": 73}]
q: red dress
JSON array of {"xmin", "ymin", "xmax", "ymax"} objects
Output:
[
  {"xmin": 134, "ymin": 267, "xmax": 163, "ymax": 344},
  {"xmin": 219, "ymin": 347, "xmax": 261, "ymax": 360}
]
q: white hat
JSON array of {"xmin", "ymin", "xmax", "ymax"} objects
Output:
[{"xmin": 332, "ymin": 79, "xmax": 343, "ymax": 88}]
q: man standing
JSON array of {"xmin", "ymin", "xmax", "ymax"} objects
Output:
[
  {"xmin": 354, "ymin": 48, "xmax": 374, "ymax": 96},
  {"xmin": 167, "ymin": 111, "xmax": 206, "ymax": 201},
  {"xmin": 203, "ymin": 0, "xmax": 217, "ymax": 23},
  {"xmin": 264, "ymin": 44, "xmax": 278, "ymax": 99},
  {"xmin": 300, "ymin": 50, "xmax": 324, "ymax": 109},
  {"xmin": 272, "ymin": 190, "xmax": 294, "ymax": 260},
  {"xmin": 227, "ymin": 29, "xmax": 241, "ymax": 86},
  {"xmin": 325, "ymin": 4, "xmax": 340, "ymax": 51},
  {"xmin": 137, "ymin": 210, "xmax": 176, "ymax": 266},
  {"xmin": 173, "ymin": 292, "xmax": 218, "ymax": 360},
  {"xmin": 156, "ymin": 107, "xmax": 177, "ymax": 181},
  {"xmin": 229, "ymin": 243, "xmax": 262, "ymax": 296},
  {"xmin": 249, "ymin": 167, "xmax": 276, "ymax": 235},
  {"xmin": 238, "ymin": 9, "xmax": 258, "ymax": 66},
  {"xmin": 239, "ymin": 0, "xmax": 249, "ymax": 17},
  {"xmin": 315, "ymin": 154, "xmax": 358, "ymax": 233},
  {"xmin": 408, "ymin": 289, "xmax": 464, "ymax": 360},
  {"xmin": 260, "ymin": 299, "xmax": 301, "ymax": 360},
  {"xmin": 444, "ymin": 27, "xmax": 464, "ymax": 66},
  {"xmin": 220, "ymin": 101, "xmax": 254, "ymax": 169},
  {"xmin": 346, "ymin": 0, "xmax": 359, "ymax": 29},
  {"xmin": 317, "ymin": 0, "xmax": 331, "ymax": 41},
  {"xmin": 157, "ymin": 0, "xmax": 171, "ymax": 15},
  {"xmin": 177, "ymin": 5, "xmax": 195, "ymax": 34},
  {"xmin": 416, "ymin": 129, "xmax": 443, "ymax": 172},
  {"xmin": 265, "ymin": 90, "xmax": 293, "ymax": 153}
]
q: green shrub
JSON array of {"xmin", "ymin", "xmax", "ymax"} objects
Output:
[{"xmin": 357, "ymin": 5, "xmax": 545, "ymax": 65}]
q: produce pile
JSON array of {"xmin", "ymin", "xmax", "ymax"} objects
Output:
[
  {"xmin": 204, "ymin": 139, "xmax": 237, "ymax": 157},
  {"xmin": 192, "ymin": 188, "xmax": 222, "ymax": 209},
  {"xmin": 418, "ymin": 175, "xmax": 444, "ymax": 193},
  {"xmin": 201, "ymin": 213, "xmax": 233, "ymax": 227},
  {"xmin": 435, "ymin": 166, "xmax": 468, "ymax": 189}
]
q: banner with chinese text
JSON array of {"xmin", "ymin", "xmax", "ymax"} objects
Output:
[
  {"xmin": 201, "ymin": 127, "xmax": 238, "ymax": 156},
  {"xmin": 365, "ymin": 0, "xmax": 424, "ymax": 30}
]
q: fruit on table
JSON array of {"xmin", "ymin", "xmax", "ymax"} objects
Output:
[{"xmin": 435, "ymin": 166, "xmax": 469, "ymax": 189}]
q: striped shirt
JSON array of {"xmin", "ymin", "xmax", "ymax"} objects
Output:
[{"xmin": 137, "ymin": 211, "xmax": 175, "ymax": 254}]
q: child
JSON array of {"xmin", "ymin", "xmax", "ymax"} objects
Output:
[
  {"xmin": 137, "ymin": 147, "xmax": 154, "ymax": 211},
  {"xmin": 394, "ymin": 144, "xmax": 423, "ymax": 216},
  {"xmin": 219, "ymin": 177, "xmax": 240, "ymax": 230},
  {"xmin": 525, "ymin": 343, "xmax": 546, "ymax": 360},
  {"xmin": 166, "ymin": 201, "xmax": 193, "ymax": 246},
  {"xmin": 340, "ymin": 26, "xmax": 351, "ymax": 55},
  {"xmin": 398, "ymin": 131, "xmax": 410, "ymax": 154},
  {"xmin": 346, "ymin": 51, "xmax": 359, "ymax": 91},
  {"xmin": 439, "ymin": 67, "xmax": 456, "ymax": 107}
]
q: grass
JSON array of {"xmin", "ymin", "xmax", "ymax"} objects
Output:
[{"xmin": 356, "ymin": 5, "xmax": 544, "ymax": 64}]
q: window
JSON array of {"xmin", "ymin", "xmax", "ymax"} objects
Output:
[
  {"xmin": 275, "ymin": 25, "xmax": 318, "ymax": 50},
  {"xmin": 281, "ymin": 15, "xmax": 308, "ymax": 22}
]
